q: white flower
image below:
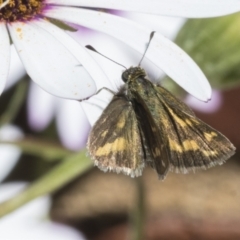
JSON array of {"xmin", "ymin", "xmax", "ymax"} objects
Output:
[
  {"xmin": 52, "ymin": 0, "xmax": 240, "ymax": 18},
  {"xmin": 0, "ymin": 182, "xmax": 86, "ymax": 240},
  {"xmin": 185, "ymin": 90, "xmax": 222, "ymax": 113},
  {"xmin": 1, "ymin": 0, "xmax": 239, "ymax": 147},
  {"xmin": 1, "ymin": 0, "xmax": 240, "ymax": 103},
  {"xmin": 0, "ymin": 0, "xmax": 110, "ymax": 100}
]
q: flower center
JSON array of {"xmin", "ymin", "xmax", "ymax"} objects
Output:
[{"xmin": 0, "ymin": 0, "xmax": 45, "ymax": 22}]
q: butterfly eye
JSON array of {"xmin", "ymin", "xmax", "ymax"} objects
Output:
[{"xmin": 122, "ymin": 70, "xmax": 129, "ymax": 83}]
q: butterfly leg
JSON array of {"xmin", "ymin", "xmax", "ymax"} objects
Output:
[{"xmin": 79, "ymin": 87, "xmax": 116, "ymax": 102}]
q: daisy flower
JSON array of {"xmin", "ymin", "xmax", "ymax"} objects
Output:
[
  {"xmin": 1, "ymin": 0, "xmax": 240, "ymax": 148},
  {"xmin": 1, "ymin": 0, "xmax": 240, "ymax": 102},
  {"xmin": 0, "ymin": 0, "xmax": 110, "ymax": 100},
  {"xmin": 0, "ymin": 182, "xmax": 86, "ymax": 240}
]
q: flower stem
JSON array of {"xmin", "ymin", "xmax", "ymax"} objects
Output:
[
  {"xmin": 0, "ymin": 151, "xmax": 92, "ymax": 217},
  {"xmin": 130, "ymin": 177, "xmax": 145, "ymax": 240}
]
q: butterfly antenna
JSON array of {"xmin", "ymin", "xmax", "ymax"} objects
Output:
[
  {"xmin": 86, "ymin": 45, "xmax": 127, "ymax": 70},
  {"xmin": 138, "ymin": 31, "xmax": 155, "ymax": 67},
  {"xmin": 0, "ymin": 0, "xmax": 10, "ymax": 9}
]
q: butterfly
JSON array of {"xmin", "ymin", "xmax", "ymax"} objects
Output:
[
  {"xmin": 86, "ymin": 35, "xmax": 235, "ymax": 180},
  {"xmin": 87, "ymin": 67, "xmax": 235, "ymax": 179}
]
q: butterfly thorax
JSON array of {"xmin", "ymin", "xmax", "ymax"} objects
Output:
[{"xmin": 122, "ymin": 67, "xmax": 146, "ymax": 83}]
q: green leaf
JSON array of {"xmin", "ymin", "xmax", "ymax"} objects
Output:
[
  {"xmin": 0, "ymin": 150, "xmax": 93, "ymax": 217},
  {"xmin": 175, "ymin": 13, "xmax": 240, "ymax": 89}
]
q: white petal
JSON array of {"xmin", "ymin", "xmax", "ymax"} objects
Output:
[
  {"xmin": 0, "ymin": 124, "xmax": 23, "ymax": 141},
  {"xmin": 0, "ymin": 125, "xmax": 23, "ymax": 182},
  {"xmin": 0, "ymin": 183, "xmax": 86, "ymax": 240},
  {"xmin": 0, "ymin": 182, "xmax": 50, "ymax": 220},
  {"xmin": 56, "ymin": 100, "xmax": 90, "ymax": 150},
  {"xmin": 0, "ymin": 24, "xmax": 10, "ymax": 94},
  {"xmin": 147, "ymin": 32, "xmax": 211, "ymax": 101},
  {"xmin": 0, "ymin": 182, "xmax": 26, "ymax": 203},
  {"xmin": 19, "ymin": 222, "xmax": 86, "ymax": 240},
  {"xmin": 48, "ymin": 0, "xmax": 240, "ymax": 18},
  {"xmin": 68, "ymin": 30, "xmax": 142, "ymax": 90},
  {"xmin": 45, "ymin": 7, "xmax": 211, "ymax": 101},
  {"xmin": 185, "ymin": 90, "xmax": 222, "ymax": 113},
  {"xmin": 8, "ymin": 21, "xmax": 98, "ymax": 100},
  {"xmin": 5, "ymin": 45, "xmax": 26, "ymax": 91},
  {"xmin": 0, "ymin": 187, "xmax": 80, "ymax": 240},
  {"xmin": 34, "ymin": 19, "xmax": 113, "ymax": 91},
  {"xmin": 123, "ymin": 13, "xmax": 185, "ymax": 40},
  {"xmin": 27, "ymin": 82, "xmax": 56, "ymax": 131}
]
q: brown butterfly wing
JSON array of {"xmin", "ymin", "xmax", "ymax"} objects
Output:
[{"xmin": 87, "ymin": 93, "xmax": 145, "ymax": 177}]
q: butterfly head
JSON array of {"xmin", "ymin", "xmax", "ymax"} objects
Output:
[{"xmin": 122, "ymin": 67, "xmax": 146, "ymax": 83}]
